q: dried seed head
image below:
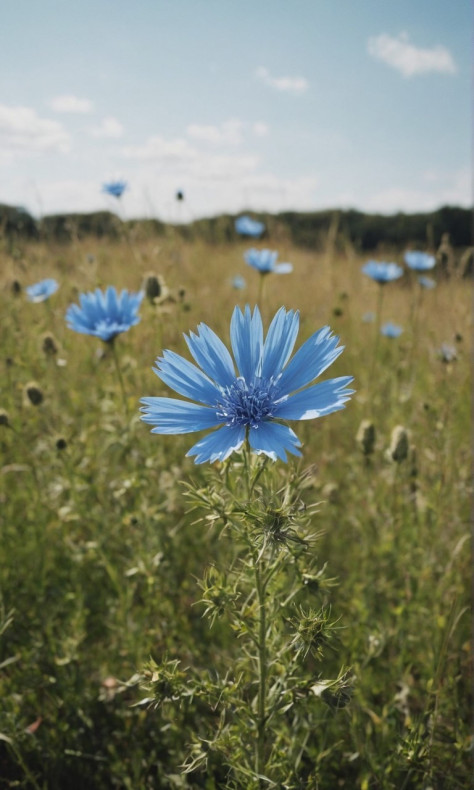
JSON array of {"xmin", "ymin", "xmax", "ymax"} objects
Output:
[
  {"xmin": 41, "ymin": 332, "xmax": 58, "ymax": 356},
  {"xmin": 11, "ymin": 279, "xmax": 22, "ymax": 296},
  {"xmin": 356, "ymin": 419, "xmax": 376, "ymax": 456},
  {"xmin": 143, "ymin": 272, "xmax": 164, "ymax": 303},
  {"xmin": 389, "ymin": 425, "xmax": 409, "ymax": 463},
  {"xmin": 178, "ymin": 285, "xmax": 186, "ymax": 300},
  {"xmin": 0, "ymin": 409, "xmax": 9, "ymax": 427},
  {"xmin": 25, "ymin": 381, "xmax": 44, "ymax": 406},
  {"xmin": 55, "ymin": 436, "xmax": 67, "ymax": 451}
]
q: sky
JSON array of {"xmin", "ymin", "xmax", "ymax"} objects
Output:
[{"xmin": 0, "ymin": 0, "xmax": 470, "ymax": 221}]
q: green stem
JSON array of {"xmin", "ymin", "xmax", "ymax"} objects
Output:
[
  {"xmin": 369, "ymin": 284, "xmax": 384, "ymax": 388},
  {"xmin": 255, "ymin": 561, "xmax": 267, "ymax": 783},
  {"xmin": 109, "ymin": 339, "xmax": 129, "ymax": 417},
  {"xmin": 257, "ymin": 273, "xmax": 266, "ymax": 312}
]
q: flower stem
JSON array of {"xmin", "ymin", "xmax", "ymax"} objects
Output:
[
  {"xmin": 369, "ymin": 283, "xmax": 384, "ymax": 388},
  {"xmin": 255, "ymin": 560, "xmax": 267, "ymax": 783},
  {"xmin": 110, "ymin": 339, "xmax": 129, "ymax": 417},
  {"xmin": 257, "ymin": 273, "xmax": 266, "ymax": 312}
]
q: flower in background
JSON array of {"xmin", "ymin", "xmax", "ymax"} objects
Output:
[
  {"xmin": 102, "ymin": 180, "xmax": 128, "ymax": 199},
  {"xmin": 235, "ymin": 215, "xmax": 265, "ymax": 238},
  {"xmin": 418, "ymin": 275, "xmax": 436, "ymax": 289},
  {"xmin": 66, "ymin": 286, "xmax": 144, "ymax": 342},
  {"xmin": 141, "ymin": 305, "xmax": 354, "ymax": 464},
  {"xmin": 381, "ymin": 322, "xmax": 403, "ymax": 338},
  {"xmin": 438, "ymin": 343, "xmax": 457, "ymax": 363},
  {"xmin": 404, "ymin": 251, "xmax": 436, "ymax": 271},
  {"xmin": 362, "ymin": 311, "xmax": 375, "ymax": 323},
  {"xmin": 244, "ymin": 249, "xmax": 293, "ymax": 275},
  {"xmin": 361, "ymin": 261, "xmax": 403, "ymax": 284},
  {"xmin": 231, "ymin": 275, "xmax": 246, "ymax": 290},
  {"xmin": 26, "ymin": 278, "xmax": 59, "ymax": 303}
]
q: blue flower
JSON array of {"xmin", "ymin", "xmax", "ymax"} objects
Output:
[
  {"xmin": 102, "ymin": 180, "xmax": 128, "ymax": 199},
  {"xmin": 244, "ymin": 249, "xmax": 293, "ymax": 275},
  {"xmin": 231, "ymin": 275, "xmax": 246, "ymax": 290},
  {"xmin": 381, "ymin": 322, "xmax": 403, "ymax": 338},
  {"xmin": 418, "ymin": 275, "xmax": 436, "ymax": 289},
  {"xmin": 141, "ymin": 305, "xmax": 354, "ymax": 464},
  {"xmin": 438, "ymin": 343, "xmax": 457, "ymax": 363},
  {"xmin": 362, "ymin": 261, "xmax": 403, "ymax": 284},
  {"xmin": 26, "ymin": 278, "xmax": 59, "ymax": 303},
  {"xmin": 66, "ymin": 286, "xmax": 144, "ymax": 342},
  {"xmin": 404, "ymin": 251, "xmax": 436, "ymax": 271},
  {"xmin": 362, "ymin": 311, "xmax": 375, "ymax": 323},
  {"xmin": 235, "ymin": 215, "xmax": 265, "ymax": 238}
]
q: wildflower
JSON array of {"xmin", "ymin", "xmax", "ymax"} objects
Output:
[
  {"xmin": 0, "ymin": 409, "xmax": 9, "ymax": 427},
  {"xmin": 388, "ymin": 426, "xmax": 409, "ymax": 463},
  {"xmin": 381, "ymin": 322, "xmax": 403, "ymax": 338},
  {"xmin": 404, "ymin": 251, "xmax": 436, "ymax": 271},
  {"xmin": 361, "ymin": 261, "xmax": 403, "ymax": 284},
  {"xmin": 231, "ymin": 275, "xmax": 246, "ymax": 290},
  {"xmin": 356, "ymin": 419, "xmax": 375, "ymax": 456},
  {"xmin": 102, "ymin": 180, "xmax": 127, "ymax": 199},
  {"xmin": 66, "ymin": 286, "xmax": 144, "ymax": 342},
  {"xmin": 235, "ymin": 215, "xmax": 265, "ymax": 238},
  {"xmin": 244, "ymin": 249, "xmax": 293, "ymax": 275},
  {"xmin": 26, "ymin": 279, "xmax": 59, "ymax": 303},
  {"xmin": 418, "ymin": 276, "xmax": 436, "ymax": 289},
  {"xmin": 141, "ymin": 305, "xmax": 354, "ymax": 464},
  {"xmin": 25, "ymin": 382, "xmax": 44, "ymax": 406}
]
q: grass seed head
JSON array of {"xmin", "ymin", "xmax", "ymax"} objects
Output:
[
  {"xmin": 41, "ymin": 332, "xmax": 59, "ymax": 356},
  {"xmin": 357, "ymin": 419, "xmax": 376, "ymax": 455},
  {"xmin": 0, "ymin": 409, "xmax": 9, "ymax": 427},
  {"xmin": 389, "ymin": 425, "xmax": 409, "ymax": 463}
]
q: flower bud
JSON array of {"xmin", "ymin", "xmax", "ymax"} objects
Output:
[
  {"xmin": 356, "ymin": 419, "xmax": 376, "ymax": 456},
  {"xmin": 143, "ymin": 272, "xmax": 165, "ymax": 304},
  {"xmin": 41, "ymin": 332, "xmax": 58, "ymax": 356},
  {"xmin": 24, "ymin": 381, "xmax": 44, "ymax": 406},
  {"xmin": 389, "ymin": 425, "xmax": 409, "ymax": 463}
]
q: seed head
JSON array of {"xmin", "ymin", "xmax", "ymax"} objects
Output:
[
  {"xmin": 389, "ymin": 425, "xmax": 409, "ymax": 463},
  {"xmin": 55, "ymin": 436, "xmax": 67, "ymax": 451},
  {"xmin": 11, "ymin": 280, "xmax": 22, "ymax": 296},
  {"xmin": 357, "ymin": 419, "xmax": 376, "ymax": 456},
  {"xmin": 0, "ymin": 409, "xmax": 9, "ymax": 427},
  {"xmin": 25, "ymin": 381, "xmax": 44, "ymax": 406}
]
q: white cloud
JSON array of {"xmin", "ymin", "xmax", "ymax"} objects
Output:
[
  {"xmin": 49, "ymin": 94, "xmax": 94, "ymax": 113},
  {"xmin": 256, "ymin": 66, "xmax": 309, "ymax": 95},
  {"xmin": 121, "ymin": 134, "xmax": 259, "ymax": 180},
  {"xmin": 362, "ymin": 168, "xmax": 470, "ymax": 213},
  {"xmin": 186, "ymin": 119, "xmax": 245, "ymax": 145},
  {"xmin": 252, "ymin": 122, "xmax": 269, "ymax": 138},
  {"xmin": 0, "ymin": 104, "xmax": 70, "ymax": 159},
  {"xmin": 367, "ymin": 33, "xmax": 457, "ymax": 77},
  {"xmin": 89, "ymin": 116, "xmax": 124, "ymax": 139}
]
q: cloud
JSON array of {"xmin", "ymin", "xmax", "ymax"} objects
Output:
[
  {"xmin": 121, "ymin": 134, "xmax": 259, "ymax": 180},
  {"xmin": 252, "ymin": 122, "xmax": 269, "ymax": 138},
  {"xmin": 0, "ymin": 104, "xmax": 70, "ymax": 159},
  {"xmin": 361, "ymin": 168, "xmax": 470, "ymax": 213},
  {"xmin": 256, "ymin": 66, "xmax": 309, "ymax": 95},
  {"xmin": 89, "ymin": 117, "xmax": 124, "ymax": 139},
  {"xmin": 49, "ymin": 94, "xmax": 94, "ymax": 113},
  {"xmin": 186, "ymin": 119, "xmax": 245, "ymax": 145},
  {"xmin": 367, "ymin": 33, "xmax": 457, "ymax": 77}
]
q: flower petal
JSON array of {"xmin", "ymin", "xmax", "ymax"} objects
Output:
[
  {"xmin": 273, "ymin": 262, "xmax": 293, "ymax": 274},
  {"xmin": 275, "ymin": 327, "xmax": 344, "ymax": 396},
  {"xmin": 154, "ymin": 349, "xmax": 221, "ymax": 404},
  {"xmin": 185, "ymin": 323, "xmax": 236, "ymax": 388},
  {"xmin": 140, "ymin": 397, "xmax": 221, "ymax": 434},
  {"xmin": 261, "ymin": 307, "xmax": 299, "ymax": 380},
  {"xmin": 273, "ymin": 377, "xmax": 354, "ymax": 421},
  {"xmin": 230, "ymin": 305, "xmax": 263, "ymax": 381},
  {"xmin": 248, "ymin": 421, "xmax": 302, "ymax": 462},
  {"xmin": 186, "ymin": 425, "xmax": 246, "ymax": 464}
]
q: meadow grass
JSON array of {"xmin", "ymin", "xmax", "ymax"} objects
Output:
[{"xmin": 0, "ymin": 234, "xmax": 471, "ymax": 788}]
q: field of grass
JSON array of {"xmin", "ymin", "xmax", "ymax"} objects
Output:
[{"xmin": 0, "ymin": 232, "xmax": 471, "ymax": 789}]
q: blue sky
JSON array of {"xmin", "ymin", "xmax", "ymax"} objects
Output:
[{"xmin": 0, "ymin": 0, "xmax": 470, "ymax": 220}]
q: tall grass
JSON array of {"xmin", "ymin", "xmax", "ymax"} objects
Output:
[{"xmin": 0, "ymin": 235, "xmax": 470, "ymax": 788}]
